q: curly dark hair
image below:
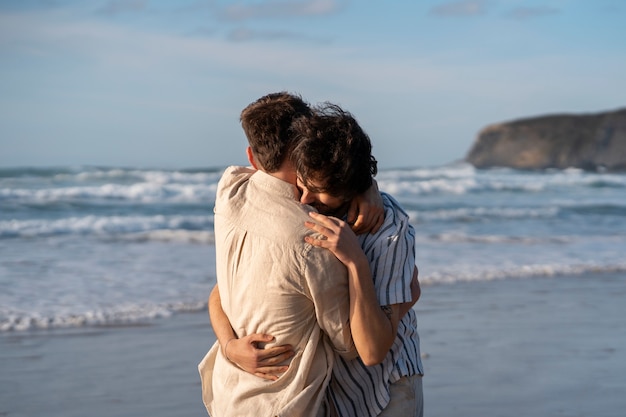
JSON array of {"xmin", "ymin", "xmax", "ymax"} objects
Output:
[
  {"xmin": 290, "ymin": 103, "xmax": 378, "ymax": 201},
  {"xmin": 240, "ymin": 92, "xmax": 312, "ymax": 173}
]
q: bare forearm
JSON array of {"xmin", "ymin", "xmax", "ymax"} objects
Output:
[
  {"xmin": 208, "ymin": 285, "xmax": 236, "ymax": 351},
  {"xmin": 347, "ymin": 258, "xmax": 398, "ymax": 366},
  {"xmin": 302, "ymin": 212, "xmax": 398, "ymax": 365}
]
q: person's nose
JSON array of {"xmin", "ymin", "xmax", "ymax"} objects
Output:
[{"xmin": 300, "ymin": 188, "xmax": 314, "ymax": 204}]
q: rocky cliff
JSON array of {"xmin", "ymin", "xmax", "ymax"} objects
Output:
[{"xmin": 465, "ymin": 108, "xmax": 626, "ymax": 171}]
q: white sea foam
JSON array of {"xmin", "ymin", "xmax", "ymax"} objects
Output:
[
  {"xmin": 0, "ymin": 182, "xmax": 217, "ymax": 203},
  {"xmin": 2, "ymin": 165, "xmax": 626, "ymax": 334},
  {"xmin": 0, "ymin": 301, "xmax": 207, "ymax": 332},
  {"xmin": 0, "ymin": 215, "xmax": 214, "ymax": 238},
  {"xmin": 406, "ymin": 206, "xmax": 559, "ymax": 223},
  {"xmin": 2, "ymin": 260, "xmax": 624, "ymax": 332},
  {"xmin": 52, "ymin": 168, "xmax": 225, "ymax": 185},
  {"xmin": 120, "ymin": 230, "xmax": 215, "ymax": 244},
  {"xmin": 420, "ymin": 262, "xmax": 626, "ymax": 286},
  {"xmin": 419, "ymin": 232, "xmax": 574, "ymax": 245},
  {"xmin": 377, "ymin": 164, "xmax": 626, "ymax": 197}
]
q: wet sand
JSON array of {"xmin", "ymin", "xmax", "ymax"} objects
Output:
[{"xmin": 1, "ymin": 273, "xmax": 625, "ymax": 417}]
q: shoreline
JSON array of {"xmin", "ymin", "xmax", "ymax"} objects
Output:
[
  {"xmin": 2, "ymin": 272, "xmax": 625, "ymax": 417},
  {"xmin": 0, "ymin": 312, "xmax": 215, "ymax": 417}
]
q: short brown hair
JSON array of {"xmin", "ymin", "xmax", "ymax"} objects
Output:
[{"xmin": 240, "ymin": 92, "xmax": 312, "ymax": 172}]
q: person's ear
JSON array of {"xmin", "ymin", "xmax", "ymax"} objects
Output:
[{"xmin": 246, "ymin": 147, "xmax": 259, "ymax": 170}]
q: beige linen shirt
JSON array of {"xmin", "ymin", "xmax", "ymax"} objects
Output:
[{"xmin": 199, "ymin": 166, "xmax": 356, "ymax": 417}]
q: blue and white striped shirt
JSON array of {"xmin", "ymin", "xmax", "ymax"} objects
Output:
[{"xmin": 326, "ymin": 192, "xmax": 423, "ymax": 417}]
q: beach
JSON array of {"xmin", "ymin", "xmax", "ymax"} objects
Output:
[
  {"xmin": 420, "ymin": 272, "xmax": 625, "ymax": 417},
  {"xmin": 2, "ymin": 271, "xmax": 624, "ymax": 417},
  {"xmin": 0, "ymin": 311, "xmax": 213, "ymax": 417},
  {"xmin": 2, "ymin": 165, "xmax": 626, "ymax": 416}
]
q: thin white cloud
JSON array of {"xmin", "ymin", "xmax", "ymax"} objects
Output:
[
  {"xmin": 227, "ymin": 27, "xmax": 331, "ymax": 43},
  {"xmin": 0, "ymin": 9, "xmax": 441, "ymax": 98},
  {"xmin": 96, "ymin": 0, "xmax": 148, "ymax": 16},
  {"xmin": 218, "ymin": 0, "xmax": 343, "ymax": 21},
  {"xmin": 505, "ymin": 6, "xmax": 560, "ymax": 20},
  {"xmin": 430, "ymin": 0, "xmax": 490, "ymax": 17},
  {"xmin": 3, "ymin": 7, "xmax": 616, "ymax": 105},
  {"xmin": 187, "ymin": 26, "xmax": 218, "ymax": 37}
]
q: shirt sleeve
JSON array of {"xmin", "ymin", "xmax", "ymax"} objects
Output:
[
  {"xmin": 303, "ymin": 244, "xmax": 358, "ymax": 360},
  {"xmin": 359, "ymin": 193, "xmax": 416, "ymax": 306}
]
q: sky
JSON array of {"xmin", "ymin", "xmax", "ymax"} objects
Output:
[{"xmin": 1, "ymin": 0, "xmax": 625, "ymax": 170}]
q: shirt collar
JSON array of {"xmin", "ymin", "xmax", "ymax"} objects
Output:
[{"xmin": 250, "ymin": 169, "xmax": 300, "ymax": 202}]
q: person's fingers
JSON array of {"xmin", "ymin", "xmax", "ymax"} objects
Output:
[
  {"xmin": 304, "ymin": 222, "xmax": 331, "ymax": 244},
  {"xmin": 305, "ymin": 217, "xmax": 342, "ymax": 241},
  {"xmin": 346, "ymin": 199, "xmax": 359, "ymax": 225},
  {"xmin": 350, "ymin": 212, "xmax": 367, "ymax": 234},
  {"xmin": 256, "ymin": 346, "xmax": 295, "ymax": 363},
  {"xmin": 258, "ymin": 350, "xmax": 295, "ymax": 366},
  {"xmin": 254, "ymin": 366, "xmax": 289, "ymax": 381},
  {"xmin": 304, "ymin": 220, "xmax": 326, "ymax": 234},
  {"xmin": 351, "ymin": 207, "xmax": 385, "ymax": 234},
  {"xmin": 371, "ymin": 211, "xmax": 384, "ymax": 234},
  {"xmin": 308, "ymin": 211, "xmax": 344, "ymax": 228},
  {"xmin": 255, "ymin": 374, "xmax": 278, "ymax": 381},
  {"xmin": 304, "ymin": 218, "xmax": 335, "ymax": 237},
  {"xmin": 244, "ymin": 333, "xmax": 274, "ymax": 345},
  {"xmin": 259, "ymin": 344, "xmax": 293, "ymax": 355},
  {"xmin": 304, "ymin": 234, "xmax": 330, "ymax": 248},
  {"xmin": 256, "ymin": 365, "xmax": 290, "ymax": 375}
]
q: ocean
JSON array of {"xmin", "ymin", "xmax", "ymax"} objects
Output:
[
  {"xmin": 1, "ymin": 163, "xmax": 625, "ymax": 332},
  {"xmin": 2, "ymin": 163, "xmax": 626, "ymax": 417}
]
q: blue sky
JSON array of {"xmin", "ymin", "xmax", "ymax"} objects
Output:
[{"xmin": 1, "ymin": 0, "xmax": 624, "ymax": 169}]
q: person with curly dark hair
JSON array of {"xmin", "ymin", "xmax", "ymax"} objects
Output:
[{"xmin": 292, "ymin": 103, "xmax": 424, "ymax": 417}]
